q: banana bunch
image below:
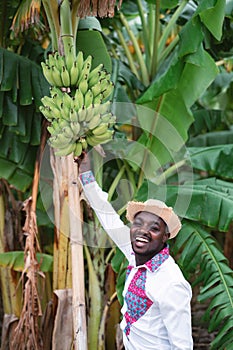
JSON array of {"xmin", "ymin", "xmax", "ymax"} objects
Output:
[
  {"xmin": 41, "ymin": 49, "xmax": 114, "ymax": 102},
  {"xmin": 40, "ymin": 87, "xmax": 116, "ymax": 157},
  {"xmin": 40, "ymin": 49, "xmax": 116, "ymax": 157}
]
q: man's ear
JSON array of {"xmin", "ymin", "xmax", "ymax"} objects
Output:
[{"xmin": 163, "ymin": 232, "xmax": 170, "ymax": 243}]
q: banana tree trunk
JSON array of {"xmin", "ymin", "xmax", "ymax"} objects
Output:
[{"xmin": 51, "ymin": 152, "xmax": 87, "ymax": 349}]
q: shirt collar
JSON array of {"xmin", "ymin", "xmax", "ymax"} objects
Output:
[{"xmin": 130, "ymin": 245, "xmax": 170, "ymax": 272}]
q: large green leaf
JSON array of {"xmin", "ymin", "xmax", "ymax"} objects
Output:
[
  {"xmin": 76, "ymin": 29, "xmax": 112, "ymax": 72},
  {"xmin": 188, "ymin": 144, "xmax": 233, "ymax": 179},
  {"xmin": 0, "ymin": 251, "xmax": 53, "ymax": 272},
  {"xmin": 136, "ymin": 177, "xmax": 233, "ymax": 232},
  {"xmin": 188, "ymin": 129, "xmax": 233, "ymax": 147},
  {"xmin": 173, "ymin": 221, "xmax": 233, "ymax": 350},
  {"xmin": 0, "ymin": 47, "xmax": 49, "ymax": 106}
]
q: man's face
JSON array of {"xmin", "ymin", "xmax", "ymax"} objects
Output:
[{"xmin": 130, "ymin": 211, "xmax": 169, "ymax": 266}]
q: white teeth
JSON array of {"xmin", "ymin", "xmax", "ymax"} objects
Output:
[{"xmin": 136, "ymin": 236, "xmax": 149, "ymax": 243}]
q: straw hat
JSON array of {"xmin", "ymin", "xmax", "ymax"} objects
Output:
[{"xmin": 126, "ymin": 199, "xmax": 181, "ymax": 238}]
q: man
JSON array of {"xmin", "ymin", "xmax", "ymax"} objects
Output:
[{"xmin": 79, "ymin": 158, "xmax": 193, "ymax": 350}]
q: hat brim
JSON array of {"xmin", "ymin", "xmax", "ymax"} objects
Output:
[{"xmin": 126, "ymin": 200, "xmax": 181, "ymax": 239}]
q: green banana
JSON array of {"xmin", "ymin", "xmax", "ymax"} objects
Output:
[
  {"xmin": 91, "ymin": 81, "xmax": 102, "ymax": 97},
  {"xmin": 39, "ymin": 106, "xmax": 54, "ymax": 122},
  {"xmin": 100, "ymin": 112, "xmax": 113, "ymax": 123},
  {"xmin": 88, "ymin": 113, "xmax": 101, "ymax": 130},
  {"xmin": 74, "ymin": 88, "xmax": 84, "ymax": 110},
  {"xmin": 69, "ymin": 108, "xmax": 78, "ymax": 122},
  {"xmin": 47, "ymin": 53, "xmax": 57, "ymax": 68},
  {"xmin": 61, "ymin": 66, "xmax": 70, "ymax": 87},
  {"xmin": 78, "ymin": 55, "xmax": 92, "ymax": 84},
  {"xmin": 80, "ymin": 137, "xmax": 88, "ymax": 150},
  {"xmin": 88, "ymin": 63, "xmax": 104, "ymax": 85},
  {"xmin": 88, "ymin": 71, "xmax": 101, "ymax": 88},
  {"xmin": 79, "ymin": 75, "xmax": 88, "ymax": 95},
  {"xmin": 70, "ymin": 121, "xmax": 81, "ymax": 135},
  {"xmin": 62, "ymin": 92, "xmax": 73, "ymax": 110},
  {"xmin": 49, "ymin": 133, "xmax": 72, "ymax": 148},
  {"xmin": 92, "ymin": 123, "xmax": 109, "ymax": 136},
  {"xmin": 54, "ymin": 143, "xmax": 76, "ymax": 157},
  {"xmin": 70, "ymin": 61, "xmax": 79, "ymax": 86},
  {"xmin": 50, "ymin": 86, "xmax": 63, "ymax": 98},
  {"xmin": 84, "ymin": 105, "xmax": 95, "ymax": 122},
  {"xmin": 41, "ymin": 63, "xmax": 54, "ymax": 85},
  {"xmin": 84, "ymin": 89, "xmax": 94, "ymax": 108},
  {"xmin": 76, "ymin": 51, "xmax": 84, "ymax": 72},
  {"xmin": 102, "ymin": 81, "xmax": 114, "ymax": 100},
  {"xmin": 90, "ymin": 130, "xmax": 113, "ymax": 142},
  {"xmin": 77, "ymin": 106, "xmax": 87, "ymax": 122},
  {"xmin": 86, "ymin": 135, "xmax": 99, "ymax": 147},
  {"xmin": 62, "ymin": 126, "xmax": 74, "ymax": 139},
  {"xmin": 51, "ymin": 66, "xmax": 63, "ymax": 86},
  {"xmin": 73, "ymin": 141, "xmax": 83, "ymax": 157},
  {"xmin": 93, "ymin": 93, "xmax": 103, "ymax": 105},
  {"xmin": 55, "ymin": 54, "xmax": 65, "ymax": 72}
]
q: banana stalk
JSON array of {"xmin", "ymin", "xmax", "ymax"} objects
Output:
[{"xmin": 60, "ymin": 0, "xmax": 75, "ymax": 59}]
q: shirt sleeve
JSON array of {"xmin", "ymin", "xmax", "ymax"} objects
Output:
[
  {"xmin": 159, "ymin": 281, "xmax": 193, "ymax": 350},
  {"xmin": 79, "ymin": 171, "xmax": 131, "ymax": 260}
]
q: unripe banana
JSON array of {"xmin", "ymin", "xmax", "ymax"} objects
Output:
[
  {"xmin": 55, "ymin": 54, "xmax": 65, "ymax": 72},
  {"xmin": 76, "ymin": 51, "xmax": 84, "ymax": 72},
  {"xmin": 84, "ymin": 89, "xmax": 94, "ymax": 108},
  {"xmin": 74, "ymin": 88, "xmax": 84, "ymax": 110},
  {"xmin": 69, "ymin": 108, "xmax": 78, "ymax": 122},
  {"xmin": 102, "ymin": 81, "xmax": 114, "ymax": 100},
  {"xmin": 47, "ymin": 54, "xmax": 57, "ymax": 68},
  {"xmin": 88, "ymin": 71, "xmax": 101, "ymax": 88},
  {"xmin": 80, "ymin": 137, "xmax": 88, "ymax": 150},
  {"xmin": 86, "ymin": 135, "xmax": 99, "ymax": 147},
  {"xmin": 70, "ymin": 121, "xmax": 81, "ymax": 135},
  {"xmin": 41, "ymin": 96, "xmax": 60, "ymax": 118},
  {"xmin": 77, "ymin": 106, "xmax": 87, "ymax": 122},
  {"xmin": 62, "ymin": 92, "xmax": 73, "ymax": 110},
  {"xmin": 70, "ymin": 61, "xmax": 79, "ymax": 86},
  {"xmin": 63, "ymin": 126, "xmax": 74, "ymax": 139},
  {"xmin": 39, "ymin": 106, "xmax": 53, "ymax": 122},
  {"xmin": 88, "ymin": 63, "xmax": 104, "ymax": 84},
  {"xmin": 100, "ymin": 112, "xmax": 112, "ymax": 123},
  {"xmin": 60, "ymin": 103, "xmax": 71, "ymax": 121},
  {"xmin": 92, "ymin": 123, "xmax": 109, "ymax": 136},
  {"xmin": 91, "ymin": 81, "xmax": 102, "ymax": 97},
  {"xmin": 88, "ymin": 113, "xmax": 101, "ymax": 130},
  {"xmin": 52, "ymin": 94, "xmax": 63, "ymax": 111},
  {"xmin": 93, "ymin": 93, "xmax": 103, "ymax": 105},
  {"xmin": 73, "ymin": 141, "xmax": 83, "ymax": 157},
  {"xmin": 54, "ymin": 142, "xmax": 76, "ymax": 157},
  {"xmin": 78, "ymin": 55, "xmax": 92, "ymax": 84},
  {"xmin": 41, "ymin": 63, "xmax": 54, "ymax": 85},
  {"xmin": 50, "ymin": 86, "xmax": 63, "ymax": 98},
  {"xmin": 51, "ymin": 66, "xmax": 63, "ymax": 86},
  {"xmin": 84, "ymin": 105, "xmax": 95, "ymax": 122},
  {"xmin": 49, "ymin": 133, "xmax": 71, "ymax": 148},
  {"xmin": 61, "ymin": 66, "xmax": 71, "ymax": 87},
  {"xmin": 91, "ymin": 130, "xmax": 113, "ymax": 142},
  {"xmin": 79, "ymin": 75, "xmax": 88, "ymax": 95}
]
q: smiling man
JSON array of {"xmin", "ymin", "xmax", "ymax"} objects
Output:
[{"xmin": 79, "ymin": 160, "xmax": 193, "ymax": 350}]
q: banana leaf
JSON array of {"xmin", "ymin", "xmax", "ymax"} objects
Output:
[
  {"xmin": 136, "ymin": 177, "xmax": 233, "ymax": 232},
  {"xmin": 173, "ymin": 221, "xmax": 233, "ymax": 350},
  {"xmin": 188, "ymin": 144, "xmax": 233, "ymax": 179},
  {"xmin": 0, "ymin": 251, "xmax": 53, "ymax": 272}
]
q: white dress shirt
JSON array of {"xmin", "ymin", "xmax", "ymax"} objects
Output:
[{"xmin": 79, "ymin": 171, "xmax": 193, "ymax": 350}]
